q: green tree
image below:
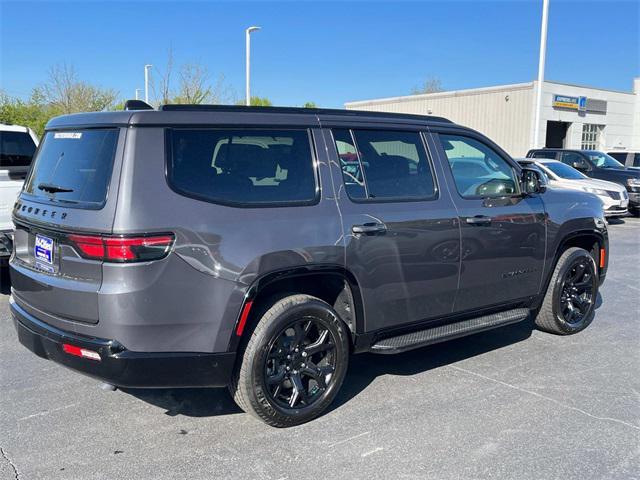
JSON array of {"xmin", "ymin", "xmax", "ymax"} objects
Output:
[
  {"xmin": 236, "ymin": 96, "xmax": 273, "ymax": 107},
  {"xmin": 37, "ymin": 63, "xmax": 118, "ymax": 113},
  {"xmin": 0, "ymin": 91, "xmax": 53, "ymax": 137},
  {"xmin": 0, "ymin": 64, "xmax": 119, "ymax": 136},
  {"xmin": 303, "ymin": 101, "xmax": 317, "ymax": 108}
]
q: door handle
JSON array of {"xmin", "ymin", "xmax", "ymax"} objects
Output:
[
  {"xmin": 465, "ymin": 215, "xmax": 492, "ymax": 226},
  {"xmin": 352, "ymin": 223, "xmax": 387, "ymax": 235}
]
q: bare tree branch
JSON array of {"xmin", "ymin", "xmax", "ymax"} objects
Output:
[
  {"xmin": 411, "ymin": 77, "xmax": 444, "ymax": 95},
  {"xmin": 37, "ymin": 63, "xmax": 117, "ymax": 113}
]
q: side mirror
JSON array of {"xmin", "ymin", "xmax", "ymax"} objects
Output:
[
  {"xmin": 571, "ymin": 161, "xmax": 588, "ymax": 171},
  {"xmin": 521, "ymin": 167, "xmax": 546, "ymax": 194}
]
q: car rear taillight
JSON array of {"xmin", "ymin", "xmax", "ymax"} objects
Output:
[{"xmin": 67, "ymin": 233, "xmax": 175, "ymax": 263}]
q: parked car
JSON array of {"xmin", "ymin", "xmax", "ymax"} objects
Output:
[
  {"xmin": 0, "ymin": 124, "xmax": 38, "ymax": 263},
  {"xmin": 526, "ymin": 148, "xmax": 640, "ymax": 215},
  {"xmin": 11, "ymin": 104, "xmax": 608, "ymax": 427},
  {"xmin": 607, "ymin": 150, "xmax": 640, "ymax": 170},
  {"xmin": 517, "ymin": 158, "xmax": 629, "ymax": 218}
]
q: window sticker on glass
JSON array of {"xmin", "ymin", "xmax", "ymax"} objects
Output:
[{"xmin": 54, "ymin": 132, "xmax": 83, "ymax": 139}]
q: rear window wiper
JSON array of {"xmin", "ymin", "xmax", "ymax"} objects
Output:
[{"xmin": 37, "ymin": 183, "xmax": 74, "ymax": 193}]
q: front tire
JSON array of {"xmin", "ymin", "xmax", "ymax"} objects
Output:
[
  {"xmin": 534, "ymin": 247, "xmax": 598, "ymax": 335},
  {"xmin": 231, "ymin": 294, "xmax": 350, "ymax": 427}
]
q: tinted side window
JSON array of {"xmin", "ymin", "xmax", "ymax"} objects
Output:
[
  {"xmin": 633, "ymin": 153, "xmax": 640, "ymax": 167},
  {"xmin": 0, "ymin": 131, "xmax": 37, "ymax": 167},
  {"xmin": 607, "ymin": 152, "xmax": 627, "ymax": 163},
  {"xmin": 439, "ymin": 134, "xmax": 519, "ymax": 198},
  {"xmin": 333, "ymin": 129, "xmax": 436, "ymax": 201},
  {"xmin": 531, "ymin": 151, "xmax": 557, "ymax": 159},
  {"xmin": 560, "ymin": 152, "xmax": 589, "ymax": 169},
  {"xmin": 168, "ymin": 129, "xmax": 317, "ymax": 206},
  {"xmin": 333, "ymin": 129, "xmax": 367, "ymax": 200}
]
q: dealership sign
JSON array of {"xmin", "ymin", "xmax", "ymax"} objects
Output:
[
  {"xmin": 552, "ymin": 94, "xmax": 606, "ymax": 113},
  {"xmin": 552, "ymin": 95, "xmax": 584, "ymax": 110}
]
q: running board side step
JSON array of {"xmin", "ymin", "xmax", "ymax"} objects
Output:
[{"xmin": 369, "ymin": 308, "xmax": 530, "ymax": 354}]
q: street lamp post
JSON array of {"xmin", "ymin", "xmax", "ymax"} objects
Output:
[
  {"xmin": 144, "ymin": 64, "xmax": 153, "ymax": 104},
  {"xmin": 533, "ymin": 0, "xmax": 550, "ymax": 149},
  {"xmin": 245, "ymin": 26, "xmax": 261, "ymax": 106},
  {"xmin": 135, "ymin": 88, "xmax": 141, "ymax": 100}
]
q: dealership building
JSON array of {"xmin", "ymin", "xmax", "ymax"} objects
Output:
[{"xmin": 345, "ymin": 78, "xmax": 640, "ymax": 158}]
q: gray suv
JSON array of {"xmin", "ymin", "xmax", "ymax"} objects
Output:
[{"xmin": 10, "ymin": 104, "xmax": 608, "ymax": 427}]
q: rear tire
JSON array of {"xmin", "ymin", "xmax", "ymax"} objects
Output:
[
  {"xmin": 534, "ymin": 247, "xmax": 598, "ymax": 335},
  {"xmin": 230, "ymin": 294, "xmax": 350, "ymax": 427}
]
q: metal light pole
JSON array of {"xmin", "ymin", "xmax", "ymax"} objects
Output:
[
  {"xmin": 245, "ymin": 26, "xmax": 261, "ymax": 106},
  {"xmin": 533, "ymin": 0, "xmax": 550, "ymax": 149},
  {"xmin": 135, "ymin": 88, "xmax": 141, "ymax": 100},
  {"xmin": 144, "ymin": 64, "xmax": 153, "ymax": 104}
]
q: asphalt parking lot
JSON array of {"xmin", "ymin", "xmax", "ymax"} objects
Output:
[{"xmin": 0, "ymin": 218, "xmax": 638, "ymax": 480}]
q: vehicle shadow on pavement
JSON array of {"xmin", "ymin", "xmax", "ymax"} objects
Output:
[
  {"xmin": 329, "ymin": 318, "xmax": 536, "ymax": 413},
  {"xmin": 117, "ymin": 294, "xmax": 604, "ymax": 420},
  {"xmin": 122, "ymin": 387, "xmax": 243, "ymax": 417},
  {"xmin": 122, "ymin": 319, "xmax": 539, "ymax": 419}
]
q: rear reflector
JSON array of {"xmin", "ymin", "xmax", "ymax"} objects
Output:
[
  {"xmin": 236, "ymin": 301, "xmax": 254, "ymax": 336},
  {"xmin": 68, "ymin": 233, "xmax": 174, "ymax": 263},
  {"xmin": 600, "ymin": 248, "xmax": 606, "ymax": 268},
  {"xmin": 62, "ymin": 343, "xmax": 101, "ymax": 361}
]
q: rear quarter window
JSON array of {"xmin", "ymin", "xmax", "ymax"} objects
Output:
[
  {"xmin": 23, "ymin": 129, "xmax": 119, "ymax": 208},
  {"xmin": 167, "ymin": 129, "xmax": 318, "ymax": 206}
]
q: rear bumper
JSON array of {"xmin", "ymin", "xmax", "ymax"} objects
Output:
[{"xmin": 10, "ymin": 297, "xmax": 236, "ymax": 388}]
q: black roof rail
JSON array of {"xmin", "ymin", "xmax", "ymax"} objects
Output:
[
  {"xmin": 159, "ymin": 104, "xmax": 452, "ymax": 123},
  {"xmin": 124, "ymin": 99, "xmax": 154, "ymax": 111}
]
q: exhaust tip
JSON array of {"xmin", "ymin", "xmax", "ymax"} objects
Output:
[{"xmin": 100, "ymin": 382, "xmax": 117, "ymax": 391}]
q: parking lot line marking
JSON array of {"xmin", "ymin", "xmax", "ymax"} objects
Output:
[
  {"xmin": 448, "ymin": 365, "xmax": 640, "ymax": 431},
  {"xmin": 17, "ymin": 402, "xmax": 80, "ymax": 421},
  {"xmin": 361, "ymin": 447, "xmax": 384, "ymax": 458},
  {"xmin": 328, "ymin": 431, "xmax": 370, "ymax": 448}
]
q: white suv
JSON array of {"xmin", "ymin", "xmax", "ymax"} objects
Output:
[{"xmin": 1, "ymin": 124, "xmax": 38, "ymax": 262}]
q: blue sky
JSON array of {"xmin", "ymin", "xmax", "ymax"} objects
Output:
[{"xmin": 1, "ymin": 1, "xmax": 638, "ymax": 108}]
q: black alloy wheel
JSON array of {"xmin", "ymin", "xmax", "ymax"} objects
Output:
[
  {"xmin": 558, "ymin": 257, "xmax": 597, "ymax": 325},
  {"xmin": 231, "ymin": 294, "xmax": 349, "ymax": 427},
  {"xmin": 264, "ymin": 318, "xmax": 337, "ymax": 409},
  {"xmin": 534, "ymin": 247, "xmax": 599, "ymax": 335}
]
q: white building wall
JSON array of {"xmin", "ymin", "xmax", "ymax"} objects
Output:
[
  {"xmin": 534, "ymin": 81, "xmax": 637, "ymax": 152},
  {"xmin": 633, "ymin": 78, "xmax": 640, "ymax": 150},
  {"xmin": 345, "ymin": 83, "xmax": 534, "ymax": 157},
  {"xmin": 347, "ymin": 79, "xmax": 639, "ymax": 157}
]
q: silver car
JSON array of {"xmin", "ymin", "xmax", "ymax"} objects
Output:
[{"xmin": 520, "ymin": 159, "xmax": 629, "ymax": 218}]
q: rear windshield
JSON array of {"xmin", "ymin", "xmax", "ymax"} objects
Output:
[
  {"xmin": 0, "ymin": 130, "xmax": 37, "ymax": 167},
  {"xmin": 24, "ymin": 129, "xmax": 118, "ymax": 208},
  {"xmin": 167, "ymin": 128, "xmax": 317, "ymax": 206}
]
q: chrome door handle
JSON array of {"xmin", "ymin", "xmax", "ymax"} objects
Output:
[
  {"xmin": 465, "ymin": 216, "xmax": 492, "ymax": 226},
  {"xmin": 352, "ymin": 223, "xmax": 387, "ymax": 235}
]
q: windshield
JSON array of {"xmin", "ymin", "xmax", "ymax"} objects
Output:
[
  {"xmin": 24, "ymin": 129, "xmax": 118, "ymax": 208},
  {"xmin": 542, "ymin": 162, "xmax": 587, "ymax": 180},
  {"xmin": 587, "ymin": 151, "xmax": 625, "ymax": 169},
  {"xmin": 0, "ymin": 131, "xmax": 37, "ymax": 167}
]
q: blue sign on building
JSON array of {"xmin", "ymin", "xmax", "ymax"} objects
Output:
[{"xmin": 578, "ymin": 96, "xmax": 587, "ymax": 112}]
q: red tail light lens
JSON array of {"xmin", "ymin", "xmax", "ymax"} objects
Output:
[{"xmin": 68, "ymin": 233, "xmax": 174, "ymax": 262}]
